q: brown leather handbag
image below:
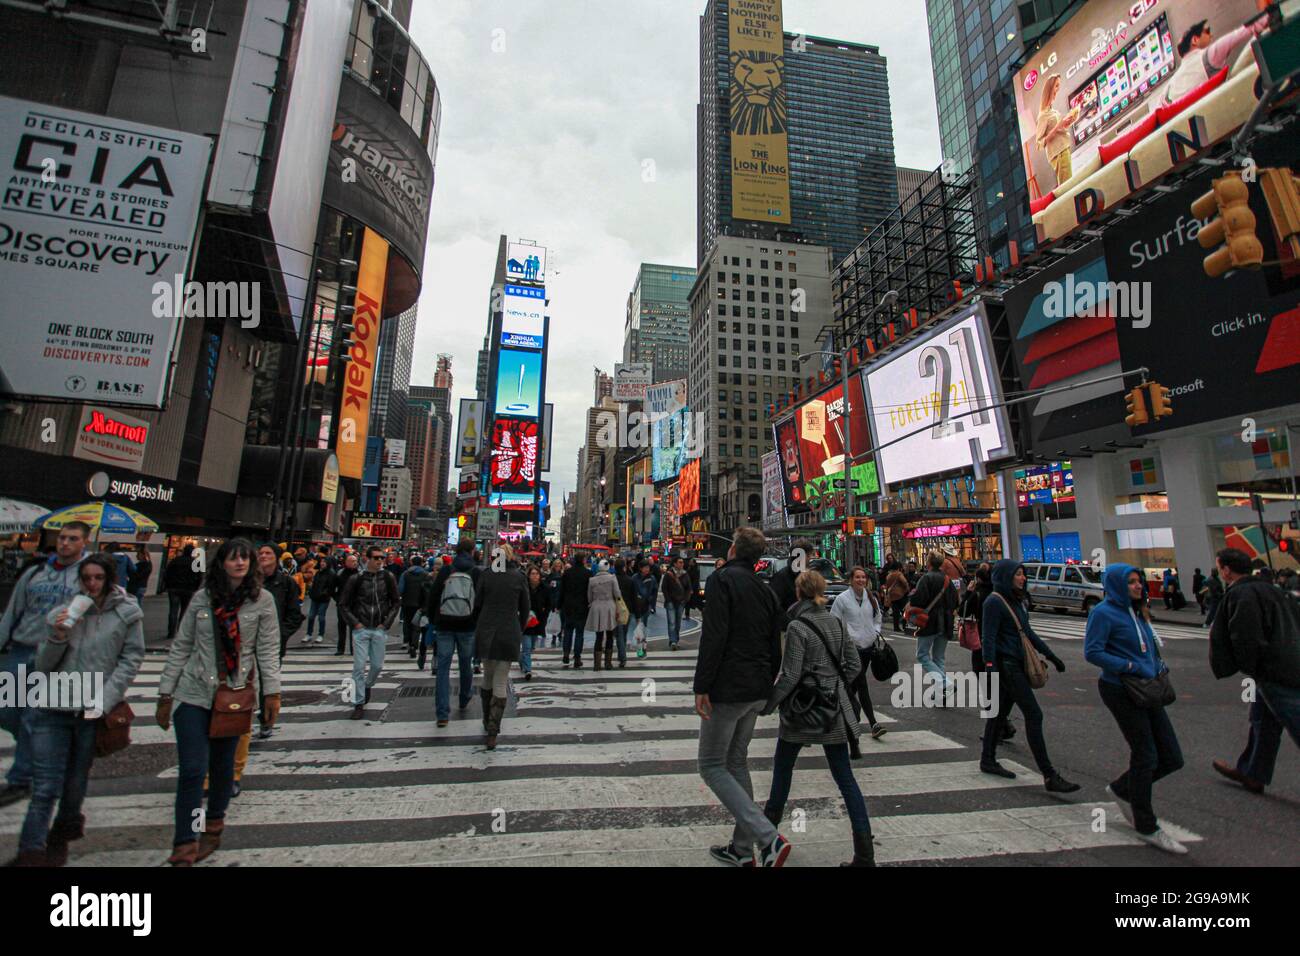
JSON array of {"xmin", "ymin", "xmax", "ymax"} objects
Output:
[
  {"xmin": 94, "ymin": 700, "xmax": 134, "ymax": 757},
  {"xmin": 210, "ymin": 656, "xmax": 257, "ymax": 739}
]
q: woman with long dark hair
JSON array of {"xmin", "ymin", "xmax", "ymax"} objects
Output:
[
  {"xmin": 521, "ymin": 564, "xmax": 550, "ymax": 680},
  {"xmin": 156, "ymin": 538, "xmax": 281, "ymax": 866},
  {"xmin": 7, "ymin": 554, "xmax": 144, "ymax": 866}
]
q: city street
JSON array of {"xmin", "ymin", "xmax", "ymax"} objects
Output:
[{"xmin": 4, "ymin": 607, "xmax": 1289, "ymax": 867}]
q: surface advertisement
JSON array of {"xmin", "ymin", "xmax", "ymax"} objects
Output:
[
  {"xmin": 773, "ymin": 374, "xmax": 871, "ymax": 511},
  {"xmin": 505, "ymin": 242, "xmax": 546, "ymax": 285},
  {"xmin": 1015, "ymin": 0, "xmax": 1267, "ymax": 245},
  {"xmin": 678, "ymin": 458, "xmax": 701, "ymax": 515},
  {"xmin": 349, "ymin": 511, "xmax": 406, "ymax": 540},
  {"xmin": 455, "ymin": 398, "xmax": 486, "ymax": 467},
  {"xmin": 500, "ymin": 283, "xmax": 546, "ymax": 350},
  {"xmin": 648, "ymin": 379, "xmax": 690, "ymax": 481},
  {"xmin": 613, "ymin": 362, "xmax": 652, "ymax": 401},
  {"xmin": 337, "ymin": 228, "xmax": 389, "ymax": 479},
  {"xmin": 0, "ymin": 96, "xmax": 212, "ymax": 408},
  {"xmin": 761, "ymin": 450, "xmax": 784, "ymax": 529},
  {"xmin": 861, "ymin": 304, "xmax": 1015, "ymax": 486},
  {"xmin": 489, "ymin": 417, "xmax": 539, "ymax": 493},
  {"xmin": 727, "ymin": 0, "xmax": 791, "ymax": 224},
  {"xmin": 494, "ymin": 348, "xmax": 544, "ymax": 419},
  {"xmin": 72, "ymin": 405, "xmax": 149, "ymax": 472}
]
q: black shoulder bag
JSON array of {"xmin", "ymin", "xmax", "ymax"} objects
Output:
[
  {"xmin": 779, "ymin": 615, "xmax": 852, "ymax": 735},
  {"xmin": 1121, "ymin": 624, "xmax": 1176, "ymax": 709}
]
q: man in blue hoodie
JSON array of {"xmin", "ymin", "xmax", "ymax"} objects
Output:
[
  {"xmin": 979, "ymin": 559, "xmax": 1078, "ymax": 793},
  {"xmin": 0, "ymin": 522, "xmax": 90, "ymax": 807},
  {"xmin": 1084, "ymin": 564, "xmax": 1186, "ymax": 854}
]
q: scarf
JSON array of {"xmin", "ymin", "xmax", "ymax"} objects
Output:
[{"xmin": 212, "ymin": 596, "xmax": 243, "ymax": 678}]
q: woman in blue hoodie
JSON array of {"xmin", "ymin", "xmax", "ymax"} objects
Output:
[
  {"xmin": 1084, "ymin": 564, "xmax": 1186, "ymax": 854},
  {"xmin": 980, "ymin": 560, "xmax": 1079, "ymax": 792}
]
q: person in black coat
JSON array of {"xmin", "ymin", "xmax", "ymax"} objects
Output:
[
  {"xmin": 612, "ymin": 558, "xmax": 638, "ymax": 668},
  {"xmin": 332, "ymin": 552, "xmax": 359, "ymax": 655},
  {"xmin": 769, "ymin": 539, "xmax": 815, "ymax": 623},
  {"xmin": 545, "ymin": 558, "xmax": 565, "ymax": 646},
  {"xmin": 559, "ymin": 554, "xmax": 591, "ymax": 667},
  {"xmin": 521, "ymin": 564, "xmax": 551, "ymax": 680},
  {"xmin": 160, "ymin": 544, "xmax": 203, "ymax": 641}
]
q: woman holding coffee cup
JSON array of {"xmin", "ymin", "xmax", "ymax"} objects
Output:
[
  {"xmin": 156, "ymin": 538, "xmax": 282, "ymax": 866},
  {"xmin": 5, "ymin": 554, "xmax": 145, "ymax": 866}
]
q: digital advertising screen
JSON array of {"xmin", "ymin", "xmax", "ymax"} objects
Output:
[
  {"xmin": 1015, "ymin": 461, "xmax": 1076, "ymax": 507},
  {"xmin": 489, "ymin": 417, "xmax": 539, "ymax": 492},
  {"xmin": 648, "ymin": 379, "xmax": 690, "ymax": 482},
  {"xmin": 677, "ymin": 458, "xmax": 701, "ymax": 514},
  {"xmin": 494, "ymin": 348, "xmax": 544, "ymax": 419},
  {"xmin": 861, "ymin": 305, "xmax": 1015, "ymax": 486},
  {"xmin": 500, "ymin": 284, "xmax": 546, "ymax": 350},
  {"xmin": 505, "ymin": 242, "xmax": 546, "ymax": 284}
]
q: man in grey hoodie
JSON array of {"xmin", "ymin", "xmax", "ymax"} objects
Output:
[{"xmin": 0, "ymin": 521, "xmax": 90, "ymax": 807}]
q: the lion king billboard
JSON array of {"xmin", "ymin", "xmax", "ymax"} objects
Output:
[{"xmin": 728, "ymin": 0, "xmax": 791, "ymax": 224}]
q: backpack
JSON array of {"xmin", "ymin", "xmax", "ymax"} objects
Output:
[{"xmin": 440, "ymin": 571, "xmax": 475, "ymax": 618}]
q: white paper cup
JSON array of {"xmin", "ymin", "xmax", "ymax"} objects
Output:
[{"xmin": 64, "ymin": 594, "xmax": 94, "ymax": 625}]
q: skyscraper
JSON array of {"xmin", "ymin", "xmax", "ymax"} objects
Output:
[
  {"xmin": 410, "ymin": 380, "xmax": 453, "ymax": 510},
  {"xmin": 697, "ymin": 0, "xmax": 899, "ymax": 267},
  {"xmin": 624, "ymin": 263, "xmax": 697, "ymax": 384},
  {"xmin": 369, "ymin": 304, "xmax": 418, "ymax": 442},
  {"xmin": 925, "ymin": 0, "xmax": 1082, "ymax": 266}
]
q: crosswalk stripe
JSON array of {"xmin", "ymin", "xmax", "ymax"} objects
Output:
[
  {"xmin": 152, "ymin": 730, "xmax": 964, "ymax": 777},
  {"xmin": 63, "ymin": 802, "xmax": 1201, "ymax": 868},
  {"xmin": 0, "ymin": 760, "xmax": 1041, "ymax": 834},
  {"xmin": 514, "ymin": 693, "xmax": 898, "ymax": 721}
]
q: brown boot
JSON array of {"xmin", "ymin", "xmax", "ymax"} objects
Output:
[
  {"xmin": 45, "ymin": 813, "xmax": 86, "ymax": 867},
  {"xmin": 167, "ymin": 842, "xmax": 199, "ymax": 866},
  {"xmin": 485, "ymin": 695, "xmax": 507, "ymax": 750},
  {"xmin": 196, "ymin": 817, "xmax": 225, "ymax": 862},
  {"xmin": 480, "ymin": 688, "xmax": 493, "ymax": 730}
]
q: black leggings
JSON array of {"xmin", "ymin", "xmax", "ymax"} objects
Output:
[
  {"xmin": 848, "ymin": 647, "xmax": 877, "ymax": 727},
  {"xmin": 981, "ymin": 659, "xmax": 1053, "ymax": 775}
]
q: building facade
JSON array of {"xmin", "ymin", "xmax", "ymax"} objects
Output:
[
  {"xmin": 624, "ymin": 264, "xmax": 698, "ymax": 384},
  {"xmin": 697, "ymin": 0, "xmax": 899, "ymax": 266}
]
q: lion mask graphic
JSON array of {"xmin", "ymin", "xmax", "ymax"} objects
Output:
[{"xmin": 730, "ymin": 50, "xmax": 787, "ymax": 136}]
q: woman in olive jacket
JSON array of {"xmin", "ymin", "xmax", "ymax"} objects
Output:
[
  {"xmin": 156, "ymin": 538, "xmax": 282, "ymax": 866},
  {"xmin": 760, "ymin": 571, "xmax": 874, "ymax": 866},
  {"xmin": 473, "ymin": 545, "xmax": 531, "ymax": 749}
]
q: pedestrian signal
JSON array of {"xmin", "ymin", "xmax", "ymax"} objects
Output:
[{"xmin": 1192, "ymin": 171, "xmax": 1263, "ymax": 277}]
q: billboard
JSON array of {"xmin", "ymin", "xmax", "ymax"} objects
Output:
[
  {"xmin": 324, "ymin": 74, "xmax": 434, "ymax": 280},
  {"xmin": 613, "ymin": 362, "xmax": 652, "ymax": 401},
  {"xmin": 761, "ymin": 450, "xmax": 784, "ymax": 529},
  {"xmin": 350, "ymin": 511, "xmax": 406, "ymax": 540},
  {"xmin": 1015, "ymin": 0, "xmax": 1267, "ymax": 245},
  {"xmin": 455, "ymin": 398, "xmax": 486, "ymax": 466},
  {"xmin": 384, "ymin": 438, "xmax": 407, "ymax": 467},
  {"xmin": 861, "ymin": 304, "xmax": 1015, "ymax": 486},
  {"xmin": 727, "ymin": 0, "xmax": 791, "ymax": 224},
  {"xmin": 1015, "ymin": 461, "xmax": 1076, "ymax": 507},
  {"xmin": 803, "ymin": 461, "xmax": 880, "ymax": 513},
  {"xmin": 446, "ymin": 517, "xmax": 460, "ymax": 546},
  {"xmin": 0, "ymin": 97, "xmax": 211, "ymax": 407},
  {"xmin": 678, "ymin": 458, "xmax": 701, "ymax": 514},
  {"xmin": 489, "ymin": 417, "xmax": 539, "ymax": 492},
  {"xmin": 506, "ymin": 242, "xmax": 546, "ymax": 284},
  {"xmin": 648, "ymin": 379, "xmax": 690, "ymax": 481},
  {"xmin": 539, "ymin": 403, "xmax": 554, "ymax": 472},
  {"xmin": 494, "ymin": 347, "xmax": 543, "ymax": 419},
  {"xmin": 773, "ymin": 374, "xmax": 872, "ymax": 511},
  {"xmin": 338, "ymin": 228, "xmax": 389, "ymax": 479},
  {"xmin": 73, "ymin": 406, "xmax": 149, "ymax": 472},
  {"xmin": 500, "ymin": 283, "xmax": 546, "ymax": 350}
]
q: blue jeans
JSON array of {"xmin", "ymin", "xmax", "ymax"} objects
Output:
[
  {"xmin": 520, "ymin": 633, "xmax": 536, "ymax": 674},
  {"xmin": 351, "ymin": 628, "xmax": 387, "ymax": 703},
  {"xmin": 562, "ymin": 614, "xmax": 585, "ymax": 662},
  {"xmin": 614, "ymin": 623, "xmax": 628, "ymax": 664},
  {"xmin": 1237, "ymin": 681, "xmax": 1300, "ymax": 786},
  {"xmin": 20, "ymin": 709, "xmax": 97, "ymax": 852},
  {"xmin": 436, "ymin": 629, "xmax": 475, "ymax": 720},
  {"xmin": 1099, "ymin": 678, "xmax": 1184, "ymax": 834},
  {"xmin": 0, "ymin": 644, "xmax": 37, "ymax": 787},
  {"xmin": 914, "ymin": 631, "xmax": 950, "ymax": 692},
  {"xmin": 666, "ymin": 602, "xmax": 683, "ymax": 646},
  {"xmin": 172, "ymin": 702, "xmax": 238, "ymax": 846},
  {"xmin": 306, "ymin": 599, "xmax": 330, "ymax": 636},
  {"xmin": 765, "ymin": 736, "xmax": 872, "ymax": 836}
]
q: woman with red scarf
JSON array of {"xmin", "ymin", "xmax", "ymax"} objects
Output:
[{"xmin": 156, "ymin": 538, "xmax": 282, "ymax": 866}]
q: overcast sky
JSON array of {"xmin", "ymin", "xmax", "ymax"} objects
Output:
[{"xmin": 406, "ymin": 0, "xmax": 941, "ymax": 524}]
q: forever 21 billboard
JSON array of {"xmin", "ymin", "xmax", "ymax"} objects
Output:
[{"xmin": 323, "ymin": 75, "xmax": 434, "ymax": 283}]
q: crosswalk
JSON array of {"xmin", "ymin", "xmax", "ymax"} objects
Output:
[
  {"xmin": 0, "ymin": 629, "xmax": 1203, "ymax": 866},
  {"xmin": 1024, "ymin": 612, "xmax": 1208, "ymax": 642}
]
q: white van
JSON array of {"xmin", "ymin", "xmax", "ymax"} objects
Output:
[{"xmin": 1023, "ymin": 562, "xmax": 1106, "ymax": 616}]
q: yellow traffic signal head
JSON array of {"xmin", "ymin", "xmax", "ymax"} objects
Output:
[
  {"xmin": 1125, "ymin": 386, "xmax": 1149, "ymax": 428},
  {"xmin": 1147, "ymin": 382, "xmax": 1173, "ymax": 418},
  {"xmin": 1193, "ymin": 171, "xmax": 1264, "ymax": 277}
]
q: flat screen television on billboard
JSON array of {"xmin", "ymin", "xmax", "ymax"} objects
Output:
[
  {"xmin": 500, "ymin": 283, "xmax": 546, "ymax": 350},
  {"xmin": 489, "ymin": 417, "xmax": 539, "ymax": 492},
  {"xmin": 861, "ymin": 304, "xmax": 1015, "ymax": 486},
  {"xmin": 494, "ymin": 348, "xmax": 543, "ymax": 419},
  {"xmin": 677, "ymin": 459, "xmax": 701, "ymax": 514}
]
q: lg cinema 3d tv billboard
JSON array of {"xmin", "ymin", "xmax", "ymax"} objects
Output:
[{"xmin": 1016, "ymin": 0, "xmax": 1270, "ymax": 246}]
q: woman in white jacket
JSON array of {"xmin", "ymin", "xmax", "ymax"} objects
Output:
[{"xmin": 830, "ymin": 566, "xmax": 887, "ymax": 757}]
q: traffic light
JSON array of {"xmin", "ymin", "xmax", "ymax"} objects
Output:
[
  {"xmin": 1192, "ymin": 171, "xmax": 1264, "ymax": 277},
  {"xmin": 1259, "ymin": 167, "xmax": 1300, "ymax": 260},
  {"xmin": 1124, "ymin": 386, "xmax": 1149, "ymax": 427},
  {"xmin": 1145, "ymin": 382, "xmax": 1172, "ymax": 419}
]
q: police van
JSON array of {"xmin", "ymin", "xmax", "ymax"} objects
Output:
[{"xmin": 1023, "ymin": 561, "xmax": 1106, "ymax": 616}]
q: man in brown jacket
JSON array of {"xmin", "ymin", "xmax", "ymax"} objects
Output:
[{"xmin": 884, "ymin": 566, "xmax": 912, "ymax": 634}]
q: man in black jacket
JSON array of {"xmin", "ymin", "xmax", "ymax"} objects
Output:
[
  {"xmin": 559, "ymin": 554, "xmax": 591, "ymax": 668},
  {"xmin": 694, "ymin": 527, "xmax": 788, "ymax": 867},
  {"xmin": 769, "ymin": 539, "xmax": 815, "ymax": 619},
  {"xmin": 1210, "ymin": 548, "xmax": 1300, "ymax": 794},
  {"xmin": 332, "ymin": 552, "xmax": 359, "ymax": 655},
  {"xmin": 160, "ymin": 544, "xmax": 203, "ymax": 640},
  {"xmin": 340, "ymin": 546, "xmax": 401, "ymax": 719},
  {"xmin": 423, "ymin": 539, "xmax": 482, "ymax": 726},
  {"xmin": 304, "ymin": 557, "xmax": 337, "ymax": 646}
]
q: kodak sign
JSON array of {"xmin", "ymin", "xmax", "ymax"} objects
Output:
[{"xmin": 337, "ymin": 228, "xmax": 389, "ymax": 479}]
